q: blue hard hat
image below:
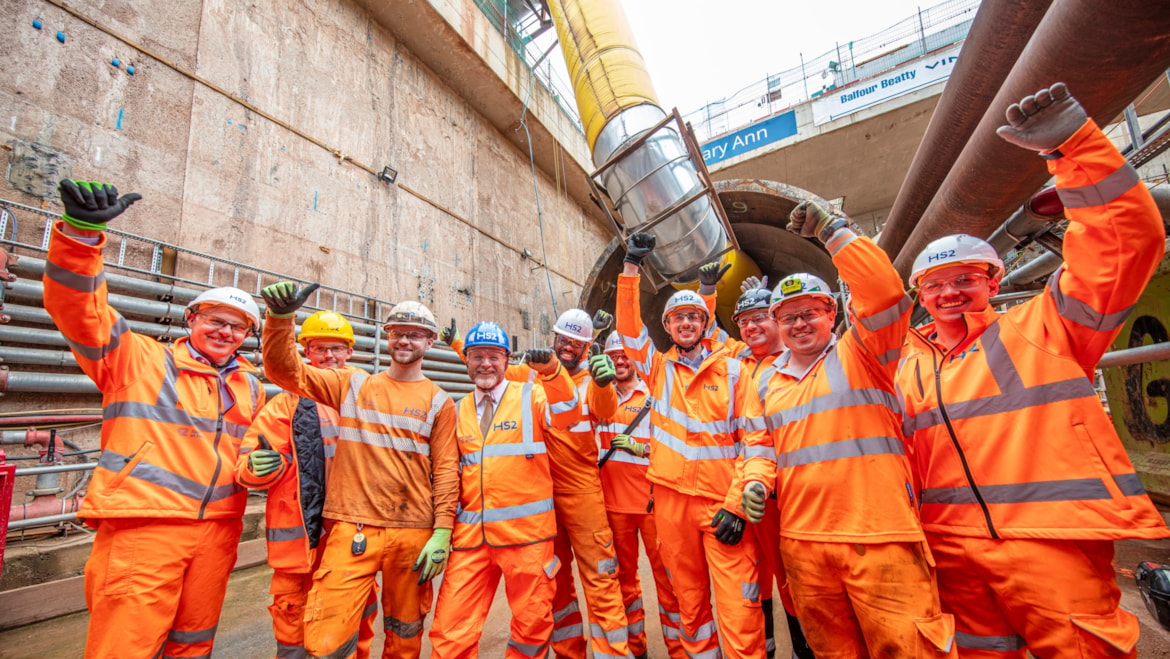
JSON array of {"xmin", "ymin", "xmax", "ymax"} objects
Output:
[{"xmin": 464, "ymin": 321, "xmax": 511, "ymax": 355}]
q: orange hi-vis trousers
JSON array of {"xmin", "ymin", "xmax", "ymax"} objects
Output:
[
  {"xmin": 430, "ymin": 540, "xmax": 559, "ymax": 658},
  {"xmin": 780, "ymin": 538, "xmax": 956, "ymax": 658},
  {"xmin": 928, "ymin": 533, "xmax": 1139, "ymax": 658},
  {"xmin": 268, "ymin": 567, "xmax": 377, "ymax": 659},
  {"xmin": 653, "ymin": 486, "xmax": 765, "ymax": 659},
  {"xmin": 84, "ymin": 517, "xmax": 243, "ymax": 659},
  {"xmin": 549, "ymin": 490, "xmax": 632, "ymax": 659},
  {"xmin": 304, "ymin": 522, "xmax": 433, "ymax": 659},
  {"xmin": 607, "ymin": 510, "xmax": 687, "ymax": 659}
]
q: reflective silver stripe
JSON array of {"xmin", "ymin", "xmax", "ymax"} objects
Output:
[
  {"xmin": 337, "ymin": 372, "xmax": 432, "ymax": 452},
  {"xmin": 551, "ymin": 625, "xmax": 583, "ymax": 642},
  {"xmin": 757, "ymin": 365, "xmax": 777, "ymax": 404},
  {"xmin": 1056, "ymin": 162, "xmax": 1139, "ymax": 209},
  {"xmin": 323, "ymin": 444, "xmax": 336, "ymax": 459},
  {"xmin": 105, "ymin": 401, "xmax": 223, "ymax": 435},
  {"xmin": 658, "ymin": 606, "xmax": 681, "ymax": 623},
  {"xmin": 922, "ymin": 478, "xmax": 1111, "ymax": 505},
  {"xmin": 222, "ymin": 420, "xmax": 250, "ymax": 440},
  {"xmin": 548, "ymin": 387, "xmax": 580, "ymax": 416},
  {"xmin": 739, "ymin": 416, "xmax": 767, "ymax": 433},
  {"xmin": 628, "ymin": 619, "xmax": 646, "ymax": 637},
  {"xmin": 654, "ymin": 390, "xmax": 735, "ymax": 437},
  {"xmin": 741, "ymin": 581, "xmax": 760, "ymax": 602},
  {"xmin": 590, "ymin": 623, "xmax": 630, "ymax": 645},
  {"xmin": 596, "ymin": 422, "xmax": 650, "ymax": 440},
  {"xmin": 267, "ymin": 525, "xmax": 306, "ymax": 542},
  {"xmin": 681, "ymin": 620, "xmax": 717, "ymax": 642},
  {"xmin": 384, "ymin": 614, "xmax": 424, "ymax": 638},
  {"xmin": 45, "ymin": 259, "xmax": 106, "ymax": 292},
  {"xmin": 508, "ymin": 639, "xmax": 549, "ymax": 656},
  {"xmin": 654, "ymin": 425, "xmax": 738, "ymax": 461},
  {"xmin": 1048, "ymin": 268, "xmax": 1134, "ymax": 331},
  {"xmin": 823, "ymin": 350, "xmax": 850, "ymax": 395},
  {"xmin": 336, "ymin": 425, "xmax": 430, "ymax": 455},
  {"xmin": 776, "ymin": 435, "xmax": 904, "ymax": 470},
  {"xmin": 161, "ymin": 654, "xmax": 210, "ymax": 659},
  {"xmin": 319, "ymin": 423, "xmax": 340, "ymax": 438},
  {"xmin": 544, "ymin": 554, "xmax": 561, "ymax": 578},
  {"xmin": 684, "ymin": 648, "xmax": 720, "ymax": 659},
  {"xmin": 766, "ymin": 637, "xmax": 776, "ymax": 652},
  {"xmin": 858, "ymin": 294, "xmax": 912, "ymax": 332},
  {"xmin": 726, "ymin": 359, "xmax": 741, "ymax": 429},
  {"xmin": 520, "ymin": 381, "xmax": 537, "ymax": 454},
  {"xmin": 554, "ymin": 600, "xmax": 580, "ymax": 622},
  {"xmin": 597, "ymin": 557, "xmax": 618, "ymax": 574},
  {"xmin": 875, "ymin": 347, "xmax": 901, "ymax": 366},
  {"xmin": 826, "ymin": 227, "xmax": 857, "ymax": 255},
  {"xmin": 955, "ymin": 630, "xmax": 1026, "ymax": 651},
  {"xmin": 569, "ymin": 419, "xmax": 593, "ymax": 432},
  {"xmin": 456, "ymin": 497, "xmax": 554, "ymax": 524},
  {"xmin": 663, "ymin": 625, "xmax": 681, "ymax": 640},
  {"xmin": 744, "ymin": 445, "xmax": 775, "ymax": 461},
  {"xmin": 276, "ymin": 642, "xmax": 308, "ymax": 659},
  {"xmin": 65, "ymin": 316, "xmax": 131, "ymax": 361},
  {"xmin": 597, "ymin": 450, "xmax": 649, "ymax": 466},
  {"xmin": 1115, "ymin": 472, "xmax": 1147, "ymax": 496},
  {"xmin": 314, "ymin": 630, "xmax": 359, "ymax": 659},
  {"xmin": 461, "ymin": 442, "xmax": 548, "ymax": 465},
  {"xmin": 623, "ymin": 328, "xmax": 654, "ymax": 373},
  {"xmin": 428, "ymin": 388, "xmax": 452, "ymax": 425},
  {"xmin": 166, "ymin": 625, "xmax": 217, "ymax": 645},
  {"xmin": 97, "ymin": 450, "xmax": 243, "ymax": 502},
  {"xmin": 362, "ymin": 599, "xmax": 379, "ymax": 619},
  {"xmin": 626, "ymin": 597, "xmax": 644, "ymax": 614}
]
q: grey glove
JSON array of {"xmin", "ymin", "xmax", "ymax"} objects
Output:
[
  {"xmin": 742, "ymin": 481, "xmax": 768, "ymax": 524},
  {"xmin": 996, "ymin": 82, "xmax": 1088, "ymax": 154},
  {"xmin": 624, "ymin": 232, "xmax": 657, "ymax": 267},
  {"xmin": 788, "ymin": 200, "xmax": 847, "ymax": 244},
  {"xmin": 740, "ymin": 275, "xmax": 768, "ymax": 294},
  {"xmin": 261, "ymin": 281, "xmax": 320, "ymax": 318},
  {"xmin": 58, "ymin": 180, "xmax": 142, "ymax": 231}
]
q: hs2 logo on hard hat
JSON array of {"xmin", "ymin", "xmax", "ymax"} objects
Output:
[
  {"xmin": 564, "ymin": 323, "xmax": 583, "ymax": 332},
  {"xmin": 927, "ymin": 250, "xmax": 957, "ymax": 263}
]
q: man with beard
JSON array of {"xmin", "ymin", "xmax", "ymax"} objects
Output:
[
  {"xmin": 616, "ymin": 235, "xmax": 765, "ymax": 659},
  {"xmin": 260, "ymin": 285, "xmax": 460, "ymax": 659},
  {"xmin": 430, "ymin": 321, "xmax": 581, "ymax": 658}
]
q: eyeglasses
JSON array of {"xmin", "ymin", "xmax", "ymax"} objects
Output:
[
  {"xmin": 667, "ymin": 312, "xmax": 705, "ymax": 324},
  {"xmin": 735, "ymin": 312, "xmax": 772, "ymax": 328},
  {"xmin": 776, "ymin": 307, "xmax": 831, "ymax": 326},
  {"xmin": 307, "ymin": 345, "xmax": 350, "ymax": 356},
  {"xmin": 553, "ymin": 334, "xmax": 588, "ymax": 350},
  {"xmin": 387, "ymin": 329, "xmax": 430, "ymax": 342},
  {"xmin": 194, "ymin": 313, "xmax": 252, "ymax": 336},
  {"xmin": 919, "ymin": 273, "xmax": 990, "ymax": 295}
]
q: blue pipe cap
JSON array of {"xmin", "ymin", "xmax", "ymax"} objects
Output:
[
  {"xmin": 32, "ymin": 19, "xmax": 43, "ymax": 29},
  {"xmin": 126, "ymin": 66, "xmax": 136, "ymax": 76},
  {"xmin": 56, "ymin": 31, "xmax": 65, "ymax": 43},
  {"xmin": 111, "ymin": 58, "xmax": 121, "ymax": 68}
]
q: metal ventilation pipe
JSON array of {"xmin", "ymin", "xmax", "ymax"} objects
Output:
[{"xmin": 892, "ymin": 0, "xmax": 1170, "ymax": 276}]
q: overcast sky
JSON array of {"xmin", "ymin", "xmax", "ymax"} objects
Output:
[{"xmin": 623, "ymin": 0, "xmax": 950, "ymax": 115}]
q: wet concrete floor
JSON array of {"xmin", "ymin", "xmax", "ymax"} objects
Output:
[{"xmin": 2, "ymin": 538, "xmax": 1169, "ymax": 657}]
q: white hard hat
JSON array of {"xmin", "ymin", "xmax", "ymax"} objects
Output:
[
  {"xmin": 910, "ymin": 234, "xmax": 1005, "ymax": 288},
  {"xmin": 769, "ymin": 274, "xmax": 834, "ymax": 313},
  {"xmin": 661, "ymin": 290, "xmax": 709, "ymax": 326},
  {"xmin": 187, "ymin": 287, "xmax": 261, "ymax": 330},
  {"xmin": 385, "ymin": 301, "xmax": 438, "ymax": 334},
  {"xmin": 553, "ymin": 309, "xmax": 593, "ymax": 343},
  {"xmin": 603, "ymin": 331, "xmax": 624, "ymax": 354}
]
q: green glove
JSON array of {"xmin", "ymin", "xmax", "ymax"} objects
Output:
[
  {"xmin": 588, "ymin": 353, "xmax": 616, "ymax": 387},
  {"xmin": 58, "ymin": 180, "xmax": 142, "ymax": 231},
  {"xmin": 591, "ymin": 309, "xmax": 614, "ymax": 338},
  {"xmin": 261, "ymin": 281, "xmax": 320, "ymax": 318},
  {"xmin": 412, "ymin": 528, "xmax": 452, "ymax": 584},
  {"xmin": 248, "ymin": 448, "xmax": 283, "ymax": 477},
  {"xmin": 698, "ymin": 261, "xmax": 732, "ymax": 295},
  {"xmin": 611, "ymin": 433, "xmax": 647, "ymax": 458},
  {"xmin": 439, "ymin": 318, "xmax": 459, "ymax": 346},
  {"xmin": 742, "ymin": 481, "xmax": 768, "ymax": 524}
]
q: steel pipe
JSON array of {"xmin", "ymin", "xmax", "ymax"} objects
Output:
[
  {"xmin": 879, "ymin": 0, "xmax": 1053, "ymax": 257},
  {"xmin": 7, "ymin": 512, "xmax": 79, "ymax": 531},
  {"xmin": 1099, "ymin": 342, "xmax": 1170, "ymax": 369},
  {"xmin": 14, "ymin": 463, "xmax": 96, "ymax": 476},
  {"xmin": 892, "ymin": 0, "xmax": 1170, "ymax": 276}
]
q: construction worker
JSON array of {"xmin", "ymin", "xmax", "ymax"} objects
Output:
[
  {"xmin": 260, "ymin": 283, "xmax": 460, "ymax": 659},
  {"xmin": 898, "ymin": 83, "xmax": 1170, "ymax": 657},
  {"xmin": 616, "ymin": 234, "xmax": 765, "ymax": 659},
  {"xmin": 42, "ymin": 180, "xmax": 266, "ymax": 658},
  {"xmin": 596, "ymin": 331, "xmax": 686, "ymax": 659},
  {"xmin": 739, "ymin": 201, "xmax": 956, "ymax": 656},
  {"xmin": 235, "ymin": 310, "xmax": 377, "ymax": 659},
  {"xmin": 430, "ymin": 320, "xmax": 582, "ymax": 658}
]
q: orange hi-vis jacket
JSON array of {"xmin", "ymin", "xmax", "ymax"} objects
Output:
[
  {"xmin": 453, "ymin": 376, "xmax": 579, "ymax": 549},
  {"xmin": 42, "ymin": 224, "xmax": 264, "ymax": 522},
  {"xmin": 617, "ymin": 275, "xmax": 743, "ymax": 502},
  {"xmin": 898, "ymin": 119, "xmax": 1170, "ymax": 542},
  {"xmin": 263, "ymin": 316, "xmax": 459, "ymax": 530},
  {"xmin": 743, "ymin": 232, "xmax": 922, "ymax": 543},
  {"xmin": 235, "ymin": 392, "xmax": 342, "ymax": 572},
  {"xmin": 595, "ymin": 381, "xmax": 654, "ymax": 514},
  {"xmin": 723, "ymin": 353, "xmax": 782, "ymax": 515}
]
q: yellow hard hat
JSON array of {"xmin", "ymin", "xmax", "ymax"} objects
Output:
[{"xmin": 298, "ymin": 311, "xmax": 355, "ymax": 347}]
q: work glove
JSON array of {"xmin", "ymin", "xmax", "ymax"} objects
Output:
[
  {"xmin": 588, "ymin": 353, "xmax": 616, "ymax": 387},
  {"xmin": 996, "ymin": 82, "xmax": 1087, "ymax": 154},
  {"xmin": 740, "ymin": 275, "xmax": 768, "ymax": 294},
  {"xmin": 611, "ymin": 433, "xmax": 647, "ymax": 458},
  {"xmin": 591, "ymin": 309, "xmax": 614, "ymax": 337},
  {"xmin": 412, "ymin": 528, "xmax": 452, "ymax": 585},
  {"xmin": 788, "ymin": 200, "xmax": 847, "ymax": 244},
  {"xmin": 247, "ymin": 435, "xmax": 283, "ymax": 477},
  {"xmin": 58, "ymin": 179, "xmax": 142, "ymax": 231},
  {"xmin": 742, "ymin": 481, "xmax": 768, "ymax": 524},
  {"xmin": 698, "ymin": 261, "xmax": 732, "ymax": 295},
  {"xmin": 439, "ymin": 318, "xmax": 459, "ymax": 346},
  {"xmin": 261, "ymin": 281, "xmax": 320, "ymax": 318},
  {"xmin": 624, "ymin": 232, "xmax": 657, "ymax": 267},
  {"xmin": 711, "ymin": 508, "xmax": 746, "ymax": 546},
  {"xmin": 524, "ymin": 348, "xmax": 558, "ymax": 376}
]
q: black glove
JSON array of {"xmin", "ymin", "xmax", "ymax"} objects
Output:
[
  {"xmin": 591, "ymin": 309, "xmax": 614, "ymax": 336},
  {"xmin": 624, "ymin": 232, "xmax": 657, "ymax": 267},
  {"xmin": 439, "ymin": 318, "xmax": 458, "ymax": 345},
  {"xmin": 261, "ymin": 281, "xmax": 320, "ymax": 318},
  {"xmin": 523, "ymin": 348, "xmax": 558, "ymax": 376},
  {"xmin": 58, "ymin": 179, "xmax": 142, "ymax": 231},
  {"xmin": 698, "ymin": 261, "xmax": 732, "ymax": 295},
  {"xmin": 996, "ymin": 82, "xmax": 1088, "ymax": 154},
  {"xmin": 711, "ymin": 508, "xmax": 746, "ymax": 545}
]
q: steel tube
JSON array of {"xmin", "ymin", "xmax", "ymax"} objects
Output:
[
  {"xmin": 14, "ymin": 463, "xmax": 96, "ymax": 476},
  {"xmin": 1001, "ymin": 252, "xmax": 1062, "ymax": 288},
  {"xmin": 892, "ymin": 0, "xmax": 1170, "ymax": 276},
  {"xmin": 7, "ymin": 512, "xmax": 79, "ymax": 531},
  {"xmin": 1099, "ymin": 342, "xmax": 1170, "ymax": 369}
]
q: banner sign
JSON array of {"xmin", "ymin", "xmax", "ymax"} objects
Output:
[
  {"xmin": 701, "ymin": 110, "xmax": 798, "ymax": 165},
  {"xmin": 812, "ymin": 43, "xmax": 962, "ymax": 126}
]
